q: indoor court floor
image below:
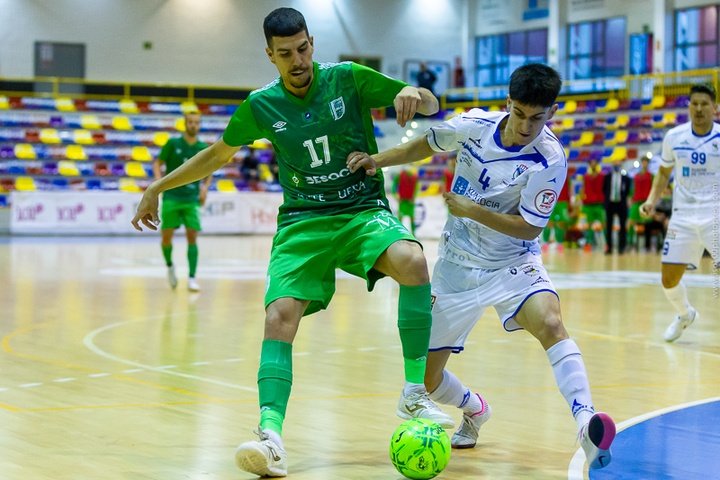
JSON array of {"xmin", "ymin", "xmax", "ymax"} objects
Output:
[{"xmin": 0, "ymin": 235, "xmax": 718, "ymax": 480}]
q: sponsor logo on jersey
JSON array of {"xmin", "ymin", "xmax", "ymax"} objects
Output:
[
  {"xmin": 329, "ymin": 96, "xmax": 345, "ymax": 120},
  {"xmin": 452, "ymin": 176, "xmax": 470, "ymax": 195},
  {"xmin": 273, "ymin": 121, "xmax": 287, "ymax": 132},
  {"xmin": 682, "ymin": 166, "xmax": 690, "ymax": 177},
  {"xmin": 305, "ymin": 168, "xmax": 352, "ymax": 185},
  {"xmin": 291, "ymin": 173, "xmax": 300, "ymax": 186},
  {"xmin": 534, "ymin": 189, "xmax": 557, "ymax": 214},
  {"xmin": 453, "ymin": 177, "xmax": 500, "ymax": 209}
]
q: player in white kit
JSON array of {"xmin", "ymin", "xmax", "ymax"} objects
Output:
[
  {"xmin": 641, "ymin": 84, "xmax": 720, "ymax": 342},
  {"xmin": 347, "ymin": 63, "xmax": 616, "ymax": 470}
]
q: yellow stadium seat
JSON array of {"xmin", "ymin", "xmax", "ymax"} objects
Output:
[
  {"xmin": 251, "ymin": 139, "xmax": 271, "ymax": 149},
  {"xmin": 73, "ymin": 129, "xmax": 95, "ymax": 145},
  {"xmin": 131, "ymin": 146, "xmax": 152, "ymax": 162},
  {"xmin": 561, "ymin": 118, "xmax": 575, "ymax": 130},
  {"xmin": 14, "ymin": 143, "xmax": 36, "ymax": 159},
  {"xmin": 80, "ymin": 114, "xmax": 101, "ymax": 130},
  {"xmin": 55, "ymin": 97, "xmax": 76, "ymax": 112},
  {"xmin": 181, "ymin": 101, "xmax": 199, "ymax": 114},
  {"xmin": 216, "ymin": 179, "xmax": 237, "ymax": 193},
  {"xmin": 125, "ymin": 161, "xmax": 147, "ymax": 178},
  {"xmin": 642, "ymin": 95, "xmax": 666, "ymax": 111},
  {"xmin": 40, "ymin": 128, "xmax": 61, "ymax": 144},
  {"xmin": 599, "ymin": 98, "xmax": 619, "ymax": 113},
  {"xmin": 0, "ymin": 96, "xmax": 9, "ymax": 110},
  {"xmin": 605, "ymin": 130, "xmax": 629, "ymax": 146},
  {"xmin": 663, "ymin": 112, "xmax": 677, "ymax": 126},
  {"xmin": 15, "ymin": 176, "xmax": 37, "ymax": 191},
  {"xmin": 58, "ymin": 160, "xmax": 80, "ymax": 176},
  {"xmin": 66, "ymin": 144, "xmax": 87, "ymax": 161},
  {"xmin": 112, "ymin": 116, "xmax": 133, "ymax": 131},
  {"xmin": 153, "ymin": 132, "xmax": 170, "ymax": 147},
  {"xmin": 488, "ymin": 105, "xmax": 501, "ymax": 112},
  {"xmin": 571, "ymin": 131, "xmax": 594, "ymax": 148},
  {"xmin": 604, "ymin": 146, "xmax": 627, "ymax": 163},
  {"xmin": 119, "ymin": 99, "xmax": 139, "ymax": 114},
  {"xmin": 175, "ymin": 118, "xmax": 186, "ymax": 132},
  {"xmin": 258, "ymin": 164, "xmax": 273, "ymax": 182},
  {"xmin": 559, "ymin": 100, "xmax": 577, "ymax": 115},
  {"xmin": 119, "ymin": 178, "xmax": 141, "ymax": 193}
]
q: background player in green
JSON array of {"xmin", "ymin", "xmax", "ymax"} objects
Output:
[
  {"xmin": 152, "ymin": 111, "xmax": 211, "ymax": 292},
  {"xmin": 131, "ymin": 7, "xmax": 452, "ymax": 477}
]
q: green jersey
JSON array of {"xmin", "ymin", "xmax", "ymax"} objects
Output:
[
  {"xmin": 223, "ymin": 61, "xmax": 406, "ymax": 229},
  {"xmin": 159, "ymin": 136, "xmax": 209, "ymax": 201}
]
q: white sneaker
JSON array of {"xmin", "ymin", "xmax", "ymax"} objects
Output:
[
  {"xmin": 579, "ymin": 412, "xmax": 616, "ymax": 470},
  {"xmin": 397, "ymin": 390, "xmax": 455, "ymax": 429},
  {"xmin": 167, "ymin": 266, "xmax": 178, "ymax": 289},
  {"xmin": 664, "ymin": 307, "xmax": 698, "ymax": 342},
  {"xmin": 235, "ymin": 429, "xmax": 287, "ymax": 477},
  {"xmin": 187, "ymin": 277, "xmax": 200, "ymax": 292},
  {"xmin": 451, "ymin": 394, "xmax": 492, "ymax": 449}
]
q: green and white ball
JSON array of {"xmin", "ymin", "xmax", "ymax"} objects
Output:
[{"xmin": 389, "ymin": 418, "xmax": 451, "ymax": 479}]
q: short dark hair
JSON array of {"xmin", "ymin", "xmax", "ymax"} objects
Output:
[
  {"xmin": 690, "ymin": 83, "xmax": 716, "ymax": 102},
  {"xmin": 263, "ymin": 7, "xmax": 308, "ymax": 46},
  {"xmin": 508, "ymin": 63, "xmax": 562, "ymax": 108}
]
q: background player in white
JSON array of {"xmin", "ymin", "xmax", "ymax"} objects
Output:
[
  {"xmin": 348, "ymin": 63, "xmax": 616, "ymax": 470},
  {"xmin": 641, "ymin": 84, "xmax": 720, "ymax": 342}
]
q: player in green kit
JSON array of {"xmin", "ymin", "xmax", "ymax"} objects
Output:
[
  {"xmin": 131, "ymin": 7, "xmax": 452, "ymax": 477},
  {"xmin": 153, "ymin": 111, "xmax": 211, "ymax": 292}
]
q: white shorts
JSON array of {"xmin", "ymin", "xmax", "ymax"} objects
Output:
[
  {"xmin": 662, "ymin": 210, "xmax": 720, "ymax": 268},
  {"xmin": 429, "ymin": 257, "xmax": 558, "ymax": 353}
]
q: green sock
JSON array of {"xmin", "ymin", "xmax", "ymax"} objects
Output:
[
  {"xmin": 628, "ymin": 226, "xmax": 636, "ymax": 247},
  {"xmin": 398, "ymin": 283, "xmax": 432, "ymax": 384},
  {"xmin": 258, "ymin": 339, "xmax": 293, "ymax": 435},
  {"xmin": 161, "ymin": 244, "xmax": 173, "ymax": 266},
  {"xmin": 554, "ymin": 226, "xmax": 565, "ymax": 243},
  {"xmin": 542, "ymin": 227, "xmax": 552, "ymax": 243},
  {"xmin": 187, "ymin": 244, "xmax": 198, "ymax": 278}
]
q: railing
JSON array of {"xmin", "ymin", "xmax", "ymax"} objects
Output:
[
  {"xmin": 441, "ymin": 68, "xmax": 720, "ymax": 110},
  {"xmin": 0, "ymin": 76, "xmax": 256, "ymax": 105}
]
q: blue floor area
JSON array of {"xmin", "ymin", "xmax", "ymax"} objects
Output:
[{"xmin": 590, "ymin": 400, "xmax": 720, "ymax": 480}]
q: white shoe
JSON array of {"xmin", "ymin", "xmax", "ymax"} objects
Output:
[
  {"xmin": 451, "ymin": 394, "xmax": 492, "ymax": 449},
  {"xmin": 397, "ymin": 390, "xmax": 455, "ymax": 429},
  {"xmin": 664, "ymin": 307, "xmax": 698, "ymax": 342},
  {"xmin": 579, "ymin": 412, "xmax": 616, "ymax": 470},
  {"xmin": 167, "ymin": 266, "xmax": 178, "ymax": 289},
  {"xmin": 235, "ymin": 429, "xmax": 287, "ymax": 477},
  {"xmin": 187, "ymin": 277, "xmax": 200, "ymax": 292}
]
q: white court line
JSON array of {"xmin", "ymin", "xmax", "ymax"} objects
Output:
[
  {"xmin": 567, "ymin": 396, "xmax": 720, "ymax": 480},
  {"xmin": 53, "ymin": 377, "xmax": 76, "ymax": 383},
  {"xmin": 20, "ymin": 383, "xmax": 42, "ymax": 388},
  {"xmin": 83, "ymin": 319, "xmax": 257, "ymax": 393}
]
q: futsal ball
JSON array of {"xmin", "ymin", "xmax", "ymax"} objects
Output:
[{"xmin": 389, "ymin": 418, "xmax": 451, "ymax": 479}]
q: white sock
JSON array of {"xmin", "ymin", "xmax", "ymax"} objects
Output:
[
  {"xmin": 546, "ymin": 339, "xmax": 595, "ymax": 430},
  {"xmin": 262, "ymin": 429, "xmax": 284, "ymax": 449},
  {"xmin": 663, "ymin": 282, "xmax": 691, "ymax": 318},
  {"xmin": 429, "ymin": 370, "xmax": 485, "ymax": 415},
  {"xmin": 403, "ymin": 382, "xmax": 426, "ymax": 396}
]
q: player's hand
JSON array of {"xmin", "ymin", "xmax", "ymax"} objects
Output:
[
  {"xmin": 394, "ymin": 86, "xmax": 422, "ymax": 128},
  {"xmin": 443, "ymin": 192, "xmax": 475, "ymax": 218},
  {"xmin": 131, "ymin": 186, "xmax": 160, "ymax": 231},
  {"xmin": 346, "ymin": 151, "xmax": 377, "ymax": 176},
  {"xmin": 639, "ymin": 201, "xmax": 655, "ymax": 218}
]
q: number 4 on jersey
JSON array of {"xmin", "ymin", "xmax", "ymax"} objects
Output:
[
  {"xmin": 478, "ymin": 167, "xmax": 491, "ymax": 191},
  {"xmin": 303, "ymin": 135, "xmax": 331, "ymax": 168}
]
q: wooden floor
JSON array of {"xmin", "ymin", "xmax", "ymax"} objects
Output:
[{"xmin": 0, "ymin": 235, "xmax": 718, "ymax": 480}]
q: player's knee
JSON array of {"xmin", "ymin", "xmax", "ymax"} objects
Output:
[{"xmin": 402, "ymin": 247, "xmax": 429, "ymax": 282}]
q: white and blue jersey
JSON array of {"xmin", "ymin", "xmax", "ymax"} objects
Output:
[
  {"xmin": 661, "ymin": 122, "xmax": 720, "ymax": 210},
  {"xmin": 427, "ymin": 108, "xmax": 567, "ymax": 269}
]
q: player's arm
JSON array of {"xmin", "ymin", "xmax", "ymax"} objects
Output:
[
  {"xmin": 153, "ymin": 142, "xmax": 170, "ymax": 180},
  {"xmin": 394, "ymin": 86, "xmax": 439, "ymax": 127},
  {"xmin": 152, "ymin": 158, "xmax": 163, "ymax": 181},
  {"xmin": 640, "ymin": 165, "xmax": 673, "ymax": 216},
  {"xmin": 132, "ymin": 140, "xmax": 239, "ymax": 230},
  {"xmin": 445, "ymin": 193, "xmax": 543, "ymax": 240},
  {"xmin": 346, "ymin": 135, "xmax": 434, "ymax": 176}
]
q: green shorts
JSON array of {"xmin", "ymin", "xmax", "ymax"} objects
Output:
[
  {"xmin": 549, "ymin": 201, "xmax": 569, "ymax": 224},
  {"xmin": 161, "ymin": 197, "xmax": 202, "ymax": 231},
  {"xmin": 398, "ymin": 199, "xmax": 416, "ymax": 217},
  {"xmin": 629, "ymin": 201, "xmax": 650, "ymax": 223},
  {"xmin": 582, "ymin": 204, "xmax": 605, "ymax": 226},
  {"xmin": 265, "ymin": 208, "xmax": 417, "ymax": 316}
]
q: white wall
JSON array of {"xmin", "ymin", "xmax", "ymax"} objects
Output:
[{"xmin": 0, "ymin": 0, "xmax": 464, "ymax": 88}]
